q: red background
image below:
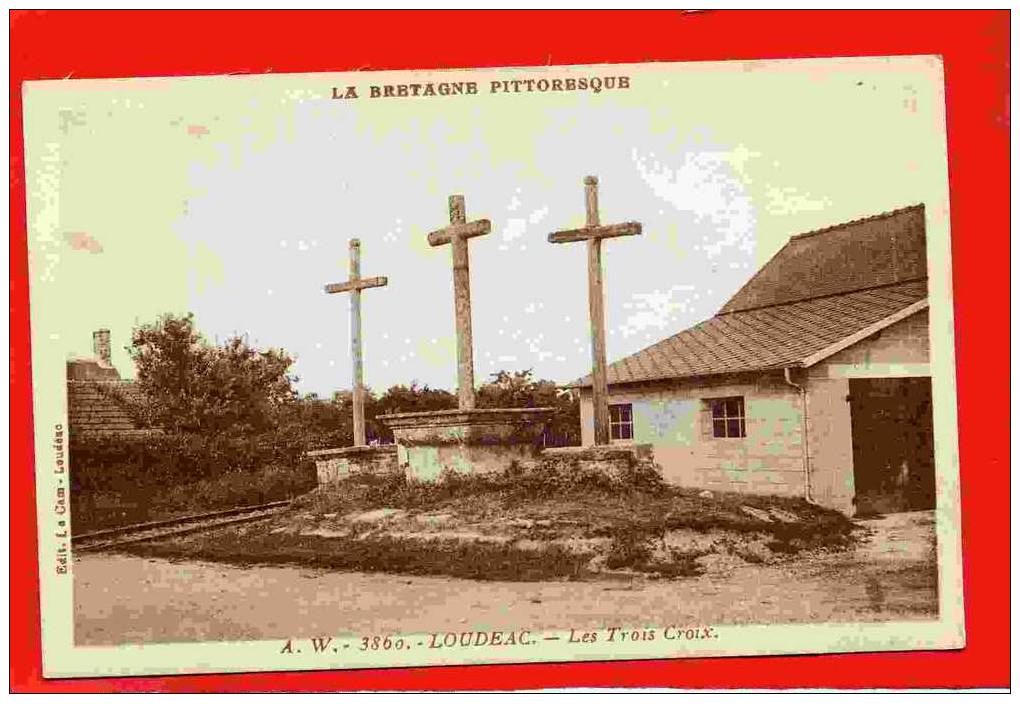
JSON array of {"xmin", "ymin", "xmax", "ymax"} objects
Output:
[{"xmin": 9, "ymin": 10, "xmax": 1010, "ymax": 691}]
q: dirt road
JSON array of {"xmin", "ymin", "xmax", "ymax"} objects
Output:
[{"xmin": 74, "ymin": 511, "xmax": 937, "ymax": 646}]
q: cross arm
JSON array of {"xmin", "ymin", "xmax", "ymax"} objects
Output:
[
  {"xmin": 324, "ymin": 275, "xmax": 388, "ymax": 294},
  {"xmin": 548, "ymin": 221, "xmax": 643, "ymax": 244},
  {"xmin": 427, "ymin": 219, "xmax": 492, "ymax": 247}
]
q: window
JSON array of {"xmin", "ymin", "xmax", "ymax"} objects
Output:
[
  {"xmin": 609, "ymin": 403, "xmax": 634, "ymax": 441},
  {"xmin": 708, "ymin": 396, "xmax": 746, "ymax": 438}
]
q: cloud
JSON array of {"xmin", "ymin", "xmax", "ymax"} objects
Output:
[
  {"xmin": 632, "ymin": 145, "xmax": 755, "ymax": 259},
  {"xmin": 763, "ymin": 185, "xmax": 831, "ymax": 215},
  {"xmin": 620, "ymin": 285, "xmax": 696, "ymax": 338}
]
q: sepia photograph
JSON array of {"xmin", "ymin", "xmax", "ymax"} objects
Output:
[{"xmin": 22, "ymin": 53, "xmax": 964, "ymax": 679}]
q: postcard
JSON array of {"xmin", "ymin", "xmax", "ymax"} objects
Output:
[{"xmin": 22, "ymin": 55, "xmax": 963, "ymax": 678}]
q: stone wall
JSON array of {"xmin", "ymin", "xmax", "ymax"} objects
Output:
[
  {"xmin": 307, "ymin": 442, "xmax": 658, "ymax": 490},
  {"xmin": 307, "ymin": 445, "xmax": 399, "ymax": 486},
  {"xmin": 809, "ymin": 310, "xmax": 930, "ymax": 378},
  {"xmin": 801, "ymin": 376, "xmax": 854, "ymax": 514},
  {"xmin": 380, "ymin": 407, "xmax": 553, "ymax": 484},
  {"xmin": 581, "ymin": 372, "xmax": 807, "ymax": 498},
  {"xmin": 574, "ymin": 309, "xmax": 930, "ymax": 515},
  {"xmin": 538, "ymin": 443, "xmax": 654, "ymax": 485}
]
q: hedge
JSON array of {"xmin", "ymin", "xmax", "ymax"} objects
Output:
[{"xmin": 69, "ymin": 430, "xmax": 313, "ymax": 494}]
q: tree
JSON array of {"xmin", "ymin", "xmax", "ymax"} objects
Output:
[
  {"xmin": 128, "ymin": 314, "xmax": 297, "ymax": 436},
  {"xmin": 272, "ymin": 392, "xmax": 352, "ymax": 451},
  {"xmin": 374, "ymin": 382, "xmax": 458, "ymax": 415},
  {"xmin": 476, "ymin": 369, "xmax": 580, "ymax": 447},
  {"xmin": 371, "ymin": 382, "xmax": 457, "ymax": 443}
]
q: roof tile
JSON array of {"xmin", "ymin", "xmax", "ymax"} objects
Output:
[
  {"xmin": 574, "ymin": 281, "xmax": 926, "ymax": 387},
  {"xmin": 573, "ymin": 205, "xmax": 930, "ymax": 388}
]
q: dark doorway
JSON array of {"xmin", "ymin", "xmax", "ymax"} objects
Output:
[{"xmin": 849, "ymin": 377, "xmax": 936, "ymax": 515}]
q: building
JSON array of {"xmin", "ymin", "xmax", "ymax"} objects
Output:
[
  {"xmin": 66, "ymin": 329, "xmax": 148, "ymax": 439},
  {"xmin": 574, "ymin": 205, "xmax": 934, "ymax": 516}
]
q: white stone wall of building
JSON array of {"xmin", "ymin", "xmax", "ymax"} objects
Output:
[
  {"xmin": 809, "ymin": 310, "xmax": 930, "ymax": 379},
  {"xmin": 575, "ymin": 308, "xmax": 930, "ymax": 515},
  {"xmin": 580, "ymin": 374, "xmax": 807, "ymax": 498}
]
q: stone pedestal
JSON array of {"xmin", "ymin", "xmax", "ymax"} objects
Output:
[
  {"xmin": 378, "ymin": 407, "xmax": 555, "ymax": 483},
  {"xmin": 539, "ymin": 443, "xmax": 654, "ymax": 485},
  {"xmin": 306, "ymin": 444, "xmax": 399, "ymax": 487}
]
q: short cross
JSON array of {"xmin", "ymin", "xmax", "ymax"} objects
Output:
[
  {"xmin": 324, "ymin": 239, "xmax": 389, "ymax": 447},
  {"xmin": 427, "ymin": 195, "xmax": 492, "ymax": 410},
  {"xmin": 549, "ymin": 176, "xmax": 642, "ymax": 446}
]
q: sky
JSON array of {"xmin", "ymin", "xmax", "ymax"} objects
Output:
[{"xmin": 25, "ymin": 56, "xmax": 949, "ymax": 397}]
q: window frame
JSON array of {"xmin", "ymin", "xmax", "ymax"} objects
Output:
[
  {"xmin": 608, "ymin": 402, "xmax": 634, "ymax": 442},
  {"xmin": 706, "ymin": 396, "xmax": 746, "ymax": 439}
]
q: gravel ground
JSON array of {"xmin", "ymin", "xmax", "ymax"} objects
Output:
[{"xmin": 74, "ymin": 510, "xmax": 937, "ymax": 646}]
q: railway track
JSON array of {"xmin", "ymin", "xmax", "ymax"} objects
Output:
[{"xmin": 72, "ymin": 500, "xmax": 293, "ymax": 552}]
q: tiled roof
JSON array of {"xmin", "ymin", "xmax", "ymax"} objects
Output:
[
  {"xmin": 720, "ymin": 204, "xmax": 926, "ymax": 314},
  {"xmin": 575, "ymin": 282, "xmax": 927, "ymax": 386},
  {"xmin": 67, "ymin": 380, "xmax": 150, "ymax": 439},
  {"xmin": 574, "ymin": 205, "xmax": 929, "ymax": 387}
]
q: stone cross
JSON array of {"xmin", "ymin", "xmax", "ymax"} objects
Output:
[
  {"xmin": 324, "ymin": 239, "xmax": 389, "ymax": 447},
  {"xmin": 549, "ymin": 176, "xmax": 642, "ymax": 446},
  {"xmin": 427, "ymin": 194, "xmax": 492, "ymax": 410}
]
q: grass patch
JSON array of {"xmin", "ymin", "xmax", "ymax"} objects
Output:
[
  {"xmin": 122, "ymin": 529, "xmax": 592, "ymax": 582},
  {"xmin": 603, "ymin": 531, "xmax": 705, "ymax": 578},
  {"xmin": 605, "ymin": 531, "xmax": 652, "ymax": 570},
  {"xmin": 299, "ymin": 467, "xmax": 853, "ymax": 546},
  {"xmin": 103, "ymin": 464, "xmax": 857, "ymax": 582}
]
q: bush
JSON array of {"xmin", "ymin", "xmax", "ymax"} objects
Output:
[
  {"xmin": 69, "ymin": 430, "xmax": 312, "ymax": 494},
  {"xmin": 161, "ymin": 464, "xmax": 317, "ymax": 513},
  {"xmin": 476, "ymin": 370, "xmax": 580, "ymax": 448},
  {"xmin": 72, "ymin": 461, "xmax": 317, "ymax": 534}
]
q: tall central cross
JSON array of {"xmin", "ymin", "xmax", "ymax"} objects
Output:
[
  {"xmin": 325, "ymin": 239, "xmax": 389, "ymax": 447},
  {"xmin": 427, "ymin": 194, "xmax": 492, "ymax": 410},
  {"xmin": 549, "ymin": 176, "xmax": 642, "ymax": 445}
]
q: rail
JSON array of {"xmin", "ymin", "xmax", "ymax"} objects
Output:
[{"xmin": 72, "ymin": 500, "xmax": 292, "ymax": 552}]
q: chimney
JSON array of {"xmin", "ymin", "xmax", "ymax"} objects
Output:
[{"xmin": 92, "ymin": 329, "xmax": 111, "ymax": 365}]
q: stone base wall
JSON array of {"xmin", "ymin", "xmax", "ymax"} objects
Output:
[
  {"xmin": 379, "ymin": 408, "xmax": 554, "ymax": 484},
  {"xmin": 306, "ymin": 445, "xmax": 399, "ymax": 487},
  {"xmin": 538, "ymin": 443, "xmax": 655, "ymax": 485},
  {"xmin": 306, "ymin": 442, "xmax": 661, "ymax": 490},
  {"xmin": 397, "ymin": 441, "xmax": 541, "ymax": 483}
]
